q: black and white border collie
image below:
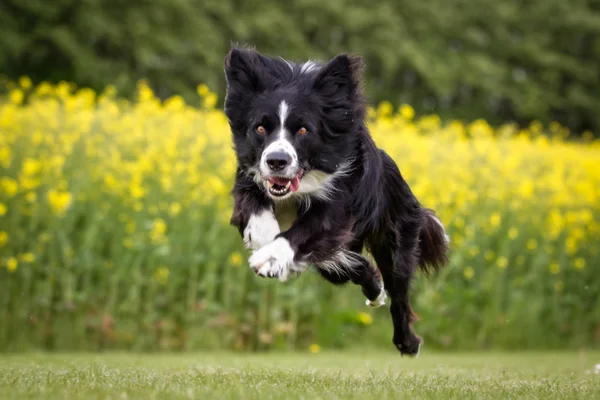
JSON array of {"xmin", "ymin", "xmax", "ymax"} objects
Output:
[{"xmin": 224, "ymin": 47, "xmax": 450, "ymax": 356}]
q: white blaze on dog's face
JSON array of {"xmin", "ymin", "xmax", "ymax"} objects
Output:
[{"xmin": 258, "ymin": 100, "xmax": 304, "ymax": 198}]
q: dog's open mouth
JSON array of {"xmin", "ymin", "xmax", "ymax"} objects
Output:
[{"xmin": 266, "ymin": 170, "xmax": 303, "ymax": 197}]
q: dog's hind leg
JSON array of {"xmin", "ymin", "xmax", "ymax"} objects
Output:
[
  {"xmin": 315, "ymin": 250, "xmax": 386, "ymax": 307},
  {"xmin": 371, "ymin": 241, "xmax": 422, "ymax": 357}
]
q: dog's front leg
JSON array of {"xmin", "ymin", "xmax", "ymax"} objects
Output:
[
  {"xmin": 230, "ymin": 173, "xmax": 280, "ymax": 251},
  {"xmin": 249, "ymin": 200, "xmax": 351, "ymax": 282}
]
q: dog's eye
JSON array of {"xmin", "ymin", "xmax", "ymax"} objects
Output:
[
  {"xmin": 297, "ymin": 127, "xmax": 308, "ymax": 135},
  {"xmin": 255, "ymin": 125, "xmax": 266, "ymax": 135}
]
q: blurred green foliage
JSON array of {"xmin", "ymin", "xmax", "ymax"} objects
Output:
[{"xmin": 1, "ymin": 0, "xmax": 599, "ymax": 134}]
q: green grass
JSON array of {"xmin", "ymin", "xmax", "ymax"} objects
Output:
[{"xmin": 1, "ymin": 351, "xmax": 599, "ymax": 399}]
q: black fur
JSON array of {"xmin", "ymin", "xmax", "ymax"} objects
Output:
[{"xmin": 224, "ymin": 46, "xmax": 450, "ymax": 356}]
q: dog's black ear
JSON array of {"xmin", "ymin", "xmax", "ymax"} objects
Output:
[
  {"xmin": 313, "ymin": 54, "xmax": 364, "ymax": 101},
  {"xmin": 224, "ymin": 47, "xmax": 273, "ymax": 94}
]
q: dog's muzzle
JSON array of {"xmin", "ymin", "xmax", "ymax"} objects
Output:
[{"xmin": 265, "ymin": 151, "xmax": 291, "ymax": 172}]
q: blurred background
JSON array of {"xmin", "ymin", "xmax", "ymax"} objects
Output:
[{"xmin": 0, "ymin": 0, "xmax": 598, "ymax": 353}]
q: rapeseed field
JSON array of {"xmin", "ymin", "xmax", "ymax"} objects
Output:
[{"xmin": 0, "ymin": 79, "xmax": 598, "ymax": 351}]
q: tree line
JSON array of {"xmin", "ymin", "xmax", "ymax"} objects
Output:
[{"xmin": 1, "ymin": 0, "xmax": 599, "ymax": 134}]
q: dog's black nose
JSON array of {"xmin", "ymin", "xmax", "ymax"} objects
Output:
[{"xmin": 266, "ymin": 152, "xmax": 291, "ymax": 171}]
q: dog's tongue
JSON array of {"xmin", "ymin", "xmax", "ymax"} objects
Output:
[
  {"xmin": 268, "ymin": 171, "xmax": 302, "ymax": 192},
  {"xmin": 290, "ymin": 175, "xmax": 300, "ymax": 192}
]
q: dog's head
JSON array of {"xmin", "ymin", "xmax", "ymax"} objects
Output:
[{"xmin": 224, "ymin": 47, "xmax": 365, "ymax": 200}]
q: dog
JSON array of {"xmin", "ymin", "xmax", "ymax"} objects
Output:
[{"xmin": 223, "ymin": 47, "xmax": 450, "ymax": 356}]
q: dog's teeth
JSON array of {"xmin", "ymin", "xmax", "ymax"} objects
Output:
[
  {"xmin": 284, "ymin": 181, "xmax": 291, "ymax": 189},
  {"xmin": 267, "ymin": 181, "xmax": 274, "ymax": 188}
]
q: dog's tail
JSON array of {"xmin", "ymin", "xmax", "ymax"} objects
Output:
[{"xmin": 418, "ymin": 208, "xmax": 450, "ymax": 275}]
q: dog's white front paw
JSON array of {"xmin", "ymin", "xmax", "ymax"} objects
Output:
[
  {"xmin": 248, "ymin": 238, "xmax": 295, "ymax": 282},
  {"xmin": 366, "ymin": 287, "xmax": 387, "ymax": 308}
]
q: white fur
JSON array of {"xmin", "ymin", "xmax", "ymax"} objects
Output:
[
  {"xmin": 430, "ymin": 213, "xmax": 451, "ymax": 244},
  {"xmin": 414, "ymin": 342, "xmax": 421, "ymax": 358},
  {"xmin": 243, "ymin": 210, "xmax": 280, "ymax": 250},
  {"xmin": 366, "ymin": 287, "xmax": 387, "ymax": 308},
  {"xmin": 278, "ymin": 101, "xmax": 289, "ymax": 138},
  {"xmin": 317, "ymin": 249, "xmax": 361, "ymax": 276},
  {"xmin": 294, "ymin": 161, "xmax": 354, "ymax": 207},
  {"xmin": 259, "ymin": 101, "xmax": 298, "ymax": 177},
  {"xmin": 300, "ymin": 61, "xmax": 318, "ymax": 74},
  {"xmin": 280, "ymin": 58, "xmax": 294, "ymax": 71},
  {"xmin": 248, "ymin": 237, "xmax": 306, "ymax": 282},
  {"xmin": 248, "ymin": 167, "xmax": 263, "ymax": 187}
]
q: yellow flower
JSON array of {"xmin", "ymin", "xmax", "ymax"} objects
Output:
[
  {"xmin": 206, "ymin": 176, "xmax": 226, "ymax": 196},
  {"xmin": 463, "ymin": 267, "xmax": 474, "ymax": 280},
  {"xmin": 19, "ymin": 176, "xmax": 41, "ymax": 191},
  {"xmin": 196, "ymin": 84, "xmax": 210, "ymax": 97},
  {"xmin": 508, "ymin": 228, "xmax": 519, "ymax": 240},
  {"xmin": 150, "ymin": 218, "xmax": 167, "ymax": 243},
  {"xmin": 496, "ymin": 257, "xmax": 508, "ymax": 269},
  {"xmin": 137, "ymin": 80, "xmax": 155, "ymax": 101},
  {"xmin": 153, "ymin": 267, "xmax": 170, "ymax": 285},
  {"xmin": 35, "ymin": 82, "xmax": 53, "ymax": 95},
  {"xmin": 19, "ymin": 253, "xmax": 36, "ymax": 263},
  {"xmin": 484, "ymin": 250, "xmax": 495, "ymax": 261},
  {"xmin": 0, "ymin": 146, "xmax": 12, "ymax": 168},
  {"xmin": 169, "ymin": 202, "xmax": 182, "ymax": 216},
  {"xmin": 204, "ymin": 93, "xmax": 218, "ymax": 109},
  {"xmin": 22, "ymin": 158, "xmax": 42, "ymax": 175},
  {"xmin": 549, "ymin": 262, "xmax": 560, "ymax": 275},
  {"xmin": 574, "ymin": 258, "xmax": 586, "ymax": 270},
  {"xmin": 0, "ymin": 203, "xmax": 6, "ymax": 216},
  {"xmin": 10, "ymin": 89, "xmax": 24, "ymax": 105},
  {"xmin": 377, "ymin": 101, "xmax": 393, "ymax": 117},
  {"xmin": 6, "ymin": 257, "xmax": 18, "ymax": 272},
  {"xmin": 308, "ymin": 344, "xmax": 321, "ymax": 354},
  {"xmin": 565, "ymin": 237, "xmax": 577, "ymax": 255},
  {"xmin": 104, "ymin": 174, "xmax": 118, "ymax": 190},
  {"xmin": 489, "ymin": 212, "xmax": 502, "ymax": 228},
  {"xmin": 19, "ymin": 76, "xmax": 33, "ymax": 90},
  {"xmin": 357, "ymin": 312, "xmax": 373, "ymax": 325},
  {"xmin": 164, "ymin": 95, "xmax": 185, "ymax": 110},
  {"xmin": 129, "ymin": 184, "xmax": 146, "ymax": 199},
  {"xmin": 153, "ymin": 218, "xmax": 167, "ymax": 235},
  {"xmin": 527, "ymin": 239, "xmax": 538, "ymax": 251},
  {"xmin": 47, "ymin": 189, "xmax": 73, "ymax": 216},
  {"xmin": 0, "ymin": 231, "xmax": 8, "ymax": 247},
  {"xmin": 399, "ymin": 104, "xmax": 415, "ymax": 120},
  {"xmin": 228, "ymin": 251, "xmax": 243, "ymax": 267},
  {"xmin": 518, "ymin": 180, "xmax": 534, "ymax": 199},
  {"xmin": 25, "ymin": 192, "xmax": 37, "ymax": 203},
  {"xmin": 0, "ymin": 177, "xmax": 18, "ymax": 197}
]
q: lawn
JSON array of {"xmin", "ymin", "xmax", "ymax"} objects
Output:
[{"xmin": 1, "ymin": 351, "xmax": 599, "ymax": 399}]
